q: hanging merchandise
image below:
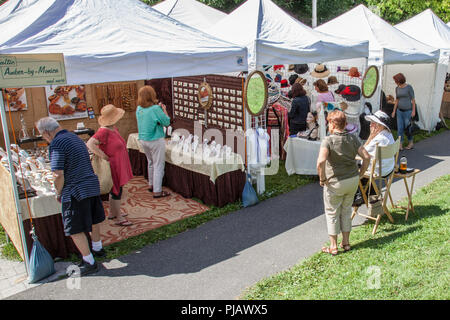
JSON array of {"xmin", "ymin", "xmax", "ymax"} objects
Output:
[{"xmin": 257, "ymin": 128, "xmax": 270, "ymax": 166}]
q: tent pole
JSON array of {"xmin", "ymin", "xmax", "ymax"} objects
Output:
[
  {"xmin": 312, "ymin": 0, "xmax": 317, "ymax": 28},
  {"xmin": 0, "ymin": 91, "xmax": 30, "ymax": 274}
]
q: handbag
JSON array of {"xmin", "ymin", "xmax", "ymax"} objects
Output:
[
  {"xmin": 242, "ymin": 173, "xmax": 259, "ymax": 208},
  {"xmin": 91, "ymin": 154, "xmax": 113, "ymax": 194},
  {"xmin": 407, "ymin": 119, "xmax": 420, "ymax": 136}
]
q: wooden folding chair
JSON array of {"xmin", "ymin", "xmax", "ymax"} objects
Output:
[{"xmin": 351, "ymin": 137, "xmax": 401, "ymax": 234}]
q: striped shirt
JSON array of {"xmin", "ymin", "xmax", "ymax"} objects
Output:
[{"xmin": 49, "ymin": 129, "xmax": 100, "ymax": 203}]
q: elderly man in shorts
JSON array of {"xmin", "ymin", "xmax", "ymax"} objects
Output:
[{"xmin": 36, "ymin": 117, "xmax": 106, "ymax": 276}]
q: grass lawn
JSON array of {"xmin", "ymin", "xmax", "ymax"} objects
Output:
[{"xmin": 241, "ymin": 174, "xmax": 450, "ymax": 300}]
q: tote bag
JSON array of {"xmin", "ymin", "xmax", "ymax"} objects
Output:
[
  {"xmin": 28, "ymin": 230, "xmax": 55, "ymax": 283},
  {"xmin": 91, "ymin": 154, "xmax": 113, "ymax": 194},
  {"xmin": 242, "ymin": 173, "xmax": 259, "ymax": 208}
]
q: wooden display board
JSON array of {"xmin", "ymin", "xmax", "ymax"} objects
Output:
[
  {"xmin": 172, "ymin": 75, "xmax": 245, "ymax": 131},
  {"xmin": 0, "ymin": 80, "xmax": 145, "ymax": 150},
  {"xmin": 0, "ymin": 165, "xmax": 25, "ymax": 260}
]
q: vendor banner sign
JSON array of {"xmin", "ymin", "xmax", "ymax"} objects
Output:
[{"xmin": 0, "ymin": 53, "xmax": 66, "ymax": 88}]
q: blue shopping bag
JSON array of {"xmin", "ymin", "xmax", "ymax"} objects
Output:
[
  {"xmin": 28, "ymin": 228, "xmax": 55, "ymax": 284},
  {"xmin": 242, "ymin": 173, "xmax": 259, "ymax": 208}
]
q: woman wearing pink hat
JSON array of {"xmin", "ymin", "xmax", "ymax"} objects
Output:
[{"xmin": 87, "ymin": 104, "xmax": 134, "ymax": 226}]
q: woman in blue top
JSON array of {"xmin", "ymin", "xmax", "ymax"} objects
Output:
[{"xmin": 136, "ymin": 85, "xmax": 171, "ymax": 198}]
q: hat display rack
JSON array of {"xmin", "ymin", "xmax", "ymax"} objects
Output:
[{"xmin": 263, "ymin": 62, "xmax": 366, "ymax": 136}]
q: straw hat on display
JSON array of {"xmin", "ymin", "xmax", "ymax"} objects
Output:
[
  {"xmin": 311, "ymin": 64, "xmax": 330, "ymax": 78},
  {"xmin": 98, "ymin": 104, "xmax": 125, "ymax": 127}
]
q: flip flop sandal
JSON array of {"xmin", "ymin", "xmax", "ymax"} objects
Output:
[
  {"xmin": 321, "ymin": 246, "xmax": 338, "ymax": 256},
  {"xmin": 405, "ymin": 145, "xmax": 414, "ymax": 150},
  {"xmin": 114, "ymin": 219, "xmax": 132, "ymax": 226},
  {"xmin": 153, "ymin": 191, "xmax": 170, "ymax": 198},
  {"xmin": 108, "ymin": 213, "xmax": 128, "ymax": 220},
  {"xmin": 340, "ymin": 243, "xmax": 351, "ymax": 252}
]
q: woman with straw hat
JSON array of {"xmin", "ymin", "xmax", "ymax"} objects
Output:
[{"xmin": 87, "ymin": 104, "xmax": 133, "ymax": 226}]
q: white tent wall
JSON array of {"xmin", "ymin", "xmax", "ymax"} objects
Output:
[
  {"xmin": 382, "ymin": 63, "xmax": 441, "ymax": 131},
  {"xmin": 152, "ymin": 0, "xmax": 227, "ymax": 30}
]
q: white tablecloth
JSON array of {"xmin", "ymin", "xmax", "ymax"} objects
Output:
[
  {"xmin": 283, "ymin": 137, "xmax": 321, "ymax": 175},
  {"xmin": 20, "ymin": 187, "xmax": 60, "ymax": 221},
  {"xmin": 127, "ymin": 133, "xmax": 245, "ymax": 183}
]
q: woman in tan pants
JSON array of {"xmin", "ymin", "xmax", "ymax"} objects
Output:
[{"xmin": 316, "ymin": 110, "xmax": 370, "ymax": 255}]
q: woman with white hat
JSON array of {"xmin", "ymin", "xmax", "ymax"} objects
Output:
[
  {"xmin": 353, "ymin": 110, "xmax": 395, "ymax": 207},
  {"xmin": 87, "ymin": 104, "xmax": 134, "ymax": 226}
]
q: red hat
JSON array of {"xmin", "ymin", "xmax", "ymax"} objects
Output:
[
  {"xmin": 273, "ymin": 65, "xmax": 284, "ymax": 71},
  {"xmin": 280, "ymin": 79, "xmax": 289, "ymax": 88}
]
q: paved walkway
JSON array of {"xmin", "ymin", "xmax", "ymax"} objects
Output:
[{"xmin": 2, "ymin": 130, "xmax": 449, "ymax": 299}]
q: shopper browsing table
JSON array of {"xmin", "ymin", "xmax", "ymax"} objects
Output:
[
  {"xmin": 136, "ymin": 85, "xmax": 171, "ymax": 198},
  {"xmin": 288, "ymin": 83, "xmax": 310, "ymax": 135},
  {"xmin": 87, "ymin": 104, "xmax": 133, "ymax": 227},
  {"xmin": 36, "ymin": 117, "xmax": 106, "ymax": 276},
  {"xmin": 316, "ymin": 111, "xmax": 370, "ymax": 255}
]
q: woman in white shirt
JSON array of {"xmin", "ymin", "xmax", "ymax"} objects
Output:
[{"xmin": 353, "ymin": 110, "xmax": 394, "ymax": 207}]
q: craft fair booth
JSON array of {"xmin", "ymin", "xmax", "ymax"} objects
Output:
[
  {"xmin": 0, "ymin": 0, "xmax": 248, "ymax": 268},
  {"xmin": 316, "ymin": 5, "xmax": 441, "ymax": 132},
  {"xmin": 208, "ymin": 0, "xmax": 370, "ymax": 189},
  {"xmin": 395, "ymin": 9, "xmax": 450, "ymax": 126}
]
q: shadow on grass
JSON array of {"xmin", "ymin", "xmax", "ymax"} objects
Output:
[{"xmin": 352, "ymin": 204, "xmax": 447, "ymax": 251}]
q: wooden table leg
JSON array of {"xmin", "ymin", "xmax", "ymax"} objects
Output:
[{"xmin": 403, "ymin": 177, "xmax": 412, "ymax": 221}]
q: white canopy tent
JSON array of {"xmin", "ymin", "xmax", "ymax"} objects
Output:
[
  {"xmin": 207, "ymin": 0, "xmax": 370, "ymax": 192},
  {"xmin": 316, "ymin": 5, "xmax": 441, "ymax": 131},
  {"xmin": 207, "ymin": 0, "xmax": 369, "ymax": 69},
  {"xmin": 396, "ymin": 9, "xmax": 450, "ymax": 130},
  {"xmin": 0, "ymin": 0, "xmax": 249, "ymax": 271},
  {"xmin": 153, "ymin": 0, "xmax": 227, "ymax": 30},
  {"xmin": 0, "ymin": 0, "xmax": 248, "ymax": 85}
]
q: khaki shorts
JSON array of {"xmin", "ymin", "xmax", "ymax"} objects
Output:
[{"xmin": 323, "ymin": 176, "xmax": 359, "ymax": 235}]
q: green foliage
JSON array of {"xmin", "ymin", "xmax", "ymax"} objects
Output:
[
  {"xmin": 365, "ymin": 0, "xmax": 450, "ymax": 25},
  {"xmin": 142, "ymin": 0, "xmax": 450, "ymax": 26}
]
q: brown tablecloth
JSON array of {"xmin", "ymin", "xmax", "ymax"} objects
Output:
[
  {"xmin": 128, "ymin": 149, "xmax": 245, "ymax": 207},
  {"xmin": 22, "ymin": 215, "xmax": 85, "ymax": 260}
]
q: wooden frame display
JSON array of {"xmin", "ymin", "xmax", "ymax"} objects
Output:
[
  {"xmin": 244, "ymin": 70, "xmax": 268, "ymax": 116},
  {"xmin": 197, "ymin": 81, "xmax": 213, "ymax": 110},
  {"xmin": 362, "ymin": 65, "xmax": 379, "ymax": 99},
  {"xmin": 172, "ymin": 75, "xmax": 245, "ymax": 131}
]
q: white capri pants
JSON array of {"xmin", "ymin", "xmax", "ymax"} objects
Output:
[
  {"xmin": 323, "ymin": 175, "xmax": 359, "ymax": 236},
  {"xmin": 140, "ymin": 138, "xmax": 166, "ymax": 193}
]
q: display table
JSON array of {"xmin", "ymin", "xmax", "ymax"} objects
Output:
[
  {"xmin": 0, "ymin": 165, "xmax": 80, "ymax": 260},
  {"xmin": 127, "ymin": 133, "xmax": 246, "ymax": 207},
  {"xmin": 283, "ymin": 137, "xmax": 321, "ymax": 175}
]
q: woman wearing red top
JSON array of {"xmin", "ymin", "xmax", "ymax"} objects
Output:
[{"xmin": 87, "ymin": 104, "xmax": 133, "ymax": 226}]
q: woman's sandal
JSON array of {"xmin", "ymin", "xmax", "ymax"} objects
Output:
[
  {"xmin": 107, "ymin": 213, "xmax": 128, "ymax": 220},
  {"xmin": 340, "ymin": 243, "xmax": 351, "ymax": 252},
  {"xmin": 114, "ymin": 219, "xmax": 133, "ymax": 226},
  {"xmin": 321, "ymin": 246, "xmax": 338, "ymax": 256},
  {"xmin": 153, "ymin": 191, "xmax": 170, "ymax": 198}
]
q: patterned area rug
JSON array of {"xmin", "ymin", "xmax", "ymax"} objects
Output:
[{"xmin": 99, "ymin": 177, "xmax": 209, "ymax": 246}]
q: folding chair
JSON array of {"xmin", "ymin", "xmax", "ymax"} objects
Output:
[{"xmin": 351, "ymin": 137, "xmax": 401, "ymax": 234}]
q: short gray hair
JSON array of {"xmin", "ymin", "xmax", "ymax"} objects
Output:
[{"xmin": 36, "ymin": 117, "xmax": 60, "ymax": 134}]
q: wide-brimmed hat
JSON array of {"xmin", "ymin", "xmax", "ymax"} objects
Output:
[
  {"xmin": 311, "ymin": 64, "xmax": 330, "ymax": 78},
  {"xmin": 98, "ymin": 104, "xmax": 125, "ymax": 126},
  {"xmin": 346, "ymin": 123, "xmax": 358, "ymax": 134},
  {"xmin": 268, "ymin": 84, "xmax": 281, "ymax": 105},
  {"xmin": 294, "ymin": 64, "xmax": 309, "ymax": 74},
  {"xmin": 348, "ymin": 67, "xmax": 361, "ymax": 78},
  {"xmin": 288, "ymin": 64, "xmax": 295, "ymax": 71},
  {"xmin": 289, "ymin": 74, "xmax": 299, "ymax": 85},
  {"xmin": 327, "ymin": 76, "xmax": 339, "ymax": 85},
  {"xmin": 365, "ymin": 110, "xmax": 391, "ymax": 131},
  {"xmin": 335, "ymin": 84, "xmax": 361, "ymax": 101}
]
